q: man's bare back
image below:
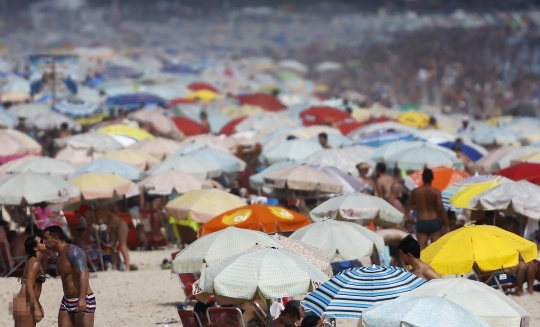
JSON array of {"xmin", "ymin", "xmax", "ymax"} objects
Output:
[
  {"xmin": 410, "ymin": 261, "xmax": 441, "ymax": 281},
  {"xmin": 409, "ymin": 186, "xmax": 442, "ymax": 221},
  {"xmin": 376, "ymin": 174, "xmax": 394, "ymax": 199}
]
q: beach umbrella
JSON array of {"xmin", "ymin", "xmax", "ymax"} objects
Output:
[
  {"xmin": 184, "ymin": 90, "xmax": 220, "ymax": 102},
  {"xmin": 172, "ymin": 141, "xmax": 230, "ymax": 156},
  {"xmin": 239, "ymin": 93, "xmax": 286, "ymax": 112},
  {"xmin": 421, "ymin": 224, "xmax": 538, "ymax": 275},
  {"xmin": 470, "ymin": 128, "xmax": 520, "ymax": 146},
  {"xmin": 171, "ymin": 116, "xmax": 206, "ymax": 136},
  {"xmin": 68, "ymin": 173, "xmax": 137, "ymax": 200},
  {"xmin": 187, "ymin": 81, "xmax": 218, "ymax": 93},
  {"xmin": 147, "ymin": 156, "xmax": 222, "ymax": 180},
  {"xmin": 196, "ymin": 247, "xmax": 329, "ymax": 306},
  {"xmin": 309, "ymin": 134, "xmax": 353, "ymax": 148},
  {"xmin": 128, "ymin": 109, "xmax": 183, "ymax": 139},
  {"xmin": 304, "ymin": 146, "xmax": 374, "ymax": 175},
  {"xmin": 0, "ymin": 129, "xmax": 42, "ymax": 163},
  {"xmin": 218, "ymin": 116, "xmax": 248, "ymax": 135},
  {"xmin": 309, "ymin": 192, "xmax": 404, "ymax": 227},
  {"xmin": 0, "ymin": 171, "xmax": 80, "ymax": 205},
  {"xmin": 437, "ymin": 141, "xmax": 484, "ymax": 162},
  {"xmin": 473, "ymin": 146, "xmax": 517, "ymax": 174},
  {"xmin": 415, "ymin": 129, "xmax": 460, "ymax": 144},
  {"xmin": 54, "ymin": 146, "xmax": 103, "ymax": 167},
  {"xmin": 180, "ymin": 134, "xmax": 238, "ymax": 152},
  {"xmin": 441, "ymin": 175, "xmax": 512, "ymax": 211},
  {"xmin": 404, "ymin": 167, "xmax": 470, "ymax": 191},
  {"xmin": 468, "ymin": 180, "xmax": 540, "ymax": 219},
  {"xmin": 249, "ymin": 160, "xmax": 301, "ymax": 191},
  {"xmin": 300, "ymin": 106, "xmax": 353, "ymax": 126},
  {"xmin": 9, "ymin": 103, "xmax": 50, "ymax": 119},
  {"xmin": 348, "ymin": 121, "xmax": 419, "ymax": 141},
  {"xmin": 355, "ymin": 131, "xmax": 418, "ymax": 148},
  {"xmin": 406, "ymin": 278, "xmax": 530, "ymax": 327},
  {"xmin": 200, "ymin": 204, "xmax": 311, "ymax": 235},
  {"xmin": 55, "ymin": 132, "xmax": 123, "ymax": 152},
  {"xmin": 360, "ymin": 295, "xmax": 490, "ymax": 327},
  {"xmin": 450, "ymin": 181, "xmax": 507, "ymax": 210},
  {"xmin": 261, "ymin": 139, "xmax": 322, "ymax": 165},
  {"xmin": 502, "ymin": 119, "xmax": 540, "ymax": 138},
  {"xmin": 26, "ymin": 111, "xmax": 80, "ymax": 130},
  {"xmin": 165, "ymin": 189, "xmax": 246, "ymax": 223},
  {"xmin": 98, "ymin": 124, "xmax": 154, "ymax": 147},
  {"xmin": 235, "ymin": 112, "xmax": 296, "ymax": 133},
  {"xmin": 171, "ymin": 226, "xmax": 283, "ymax": 273},
  {"xmin": 128, "ymin": 137, "xmax": 182, "ymax": 159},
  {"xmin": 0, "ymin": 107, "xmax": 18, "ymax": 128},
  {"xmin": 103, "ymin": 149, "xmax": 160, "ymax": 170},
  {"xmin": 301, "ymin": 266, "xmax": 426, "ymax": 318},
  {"xmin": 278, "ymin": 60, "xmax": 308, "ymax": 74},
  {"xmin": 290, "ymin": 219, "xmax": 384, "ymax": 260},
  {"xmin": 263, "ymin": 165, "xmax": 342, "ymax": 195},
  {"xmin": 139, "ymin": 170, "xmax": 210, "ymax": 195},
  {"xmin": 397, "ymin": 111, "xmax": 431, "ymax": 129},
  {"xmin": 384, "ymin": 142, "xmax": 464, "ymax": 171},
  {"xmin": 314, "ymin": 61, "xmax": 343, "ymax": 72},
  {"xmin": 218, "ymin": 105, "xmax": 264, "ymax": 118},
  {"xmin": 498, "ymin": 162, "xmax": 540, "ymax": 182},
  {"xmin": 53, "ymin": 99, "xmax": 101, "ymax": 118},
  {"xmin": 310, "ymin": 165, "xmax": 365, "ymax": 195},
  {"xmin": 489, "ymin": 146, "xmax": 540, "ymax": 171},
  {"xmin": 0, "ymin": 155, "xmax": 75, "ymax": 178},
  {"xmin": 178, "ymin": 149, "xmax": 246, "ymax": 173},
  {"xmin": 105, "ymin": 93, "xmax": 168, "ymax": 109},
  {"xmin": 511, "ymin": 151, "xmax": 540, "ymax": 164},
  {"xmin": 68, "ymin": 158, "xmax": 143, "ymax": 181}
]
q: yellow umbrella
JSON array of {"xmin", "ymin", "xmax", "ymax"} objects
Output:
[
  {"xmin": 1, "ymin": 91, "xmax": 30, "ymax": 103},
  {"xmin": 76, "ymin": 112, "xmax": 107, "ymax": 125},
  {"xmin": 218, "ymin": 105, "xmax": 264, "ymax": 118},
  {"xmin": 351, "ymin": 108, "xmax": 371, "ymax": 123},
  {"xmin": 449, "ymin": 181, "xmax": 502, "ymax": 209},
  {"xmin": 397, "ymin": 111, "xmax": 431, "ymax": 129},
  {"xmin": 68, "ymin": 172, "xmax": 137, "ymax": 200},
  {"xmin": 98, "ymin": 124, "xmax": 154, "ymax": 141},
  {"xmin": 421, "ymin": 224, "xmax": 538, "ymax": 275},
  {"xmin": 185, "ymin": 90, "xmax": 220, "ymax": 102},
  {"xmin": 165, "ymin": 189, "xmax": 246, "ymax": 223},
  {"xmin": 103, "ymin": 149, "xmax": 160, "ymax": 170}
]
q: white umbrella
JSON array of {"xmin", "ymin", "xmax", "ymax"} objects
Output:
[
  {"xmin": 304, "ymin": 146, "xmax": 375, "ymax": 175},
  {"xmin": 0, "ymin": 155, "xmax": 75, "ymax": 178},
  {"xmin": 348, "ymin": 121, "xmax": 419, "ymax": 141},
  {"xmin": 235, "ymin": 112, "xmax": 297, "ymax": 133},
  {"xmin": 139, "ymin": 170, "xmax": 211, "ymax": 195},
  {"xmin": 470, "ymin": 128, "xmax": 520, "ymax": 146},
  {"xmin": 0, "ymin": 171, "xmax": 80, "ymax": 205},
  {"xmin": 314, "ymin": 61, "xmax": 343, "ymax": 72},
  {"xmin": 55, "ymin": 145, "xmax": 103, "ymax": 167},
  {"xmin": 9, "ymin": 103, "xmax": 50, "ymax": 119},
  {"xmin": 55, "ymin": 132, "xmax": 123, "ymax": 152},
  {"xmin": 146, "ymin": 156, "xmax": 222, "ymax": 180},
  {"xmin": 128, "ymin": 137, "xmax": 183, "ymax": 159},
  {"xmin": 290, "ymin": 219, "xmax": 385, "ymax": 261},
  {"xmin": 261, "ymin": 139, "xmax": 322, "ymax": 165},
  {"xmin": 489, "ymin": 145, "xmax": 540, "ymax": 171},
  {"xmin": 264, "ymin": 165, "xmax": 342, "ymax": 194},
  {"xmin": 278, "ymin": 60, "xmax": 308, "ymax": 74},
  {"xmin": 384, "ymin": 142, "xmax": 464, "ymax": 171},
  {"xmin": 26, "ymin": 111, "xmax": 80, "ymax": 131}
]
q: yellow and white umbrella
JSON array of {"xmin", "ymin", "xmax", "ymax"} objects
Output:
[
  {"xmin": 128, "ymin": 137, "xmax": 182, "ymax": 159},
  {"xmin": 68, "ymin": 172, "xmax": 137, "ymax": 200}
]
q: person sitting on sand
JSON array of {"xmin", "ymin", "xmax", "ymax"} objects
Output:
[{"xmin": 399, "ymin": 236, "xmax": 441, "ymax": 281}]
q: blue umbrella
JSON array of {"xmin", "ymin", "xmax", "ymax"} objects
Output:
[
  {"xmin": 69, "ymin": 159, "xmax": 143, "ymax": 181},
  {"xmin": 301, "ymin": 265, "xmax": 426, "ymax": 319},
  {"xmin": 100, "ymin": 66, "xmax": 142, "ymax": 80},
  {"xmin": 172, "ymin": 149, "xmax": 244, "ymax": 173},
  {"xmin": 0, "ymin": 106, "xmax": 17, "ymax": 128},
  {"xmin": 355, "ymin": 131, "xmax": 418, "ymax": 148},
  {"xmin": 161, "ymin": 64, "xmax": 200, "ymax": 74},
  {"xmin": 53, "ymin": 99, "xmax": 102, "ymax": 118},
  {"xmin": 106, "ymin": 93, "xmax": 168, "ymax": 110},
  {"xmin": 438, "ymin": 141, "xmax": 483, "ymax": 162}
]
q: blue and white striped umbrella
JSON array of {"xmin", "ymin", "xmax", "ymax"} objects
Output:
[
  {"xmin": 301, "ymin": 265, "xmax": 426, "ymax": 319},
  {"xmin": 355, "ymin": 131, "xmax": 418, "ymax": 148},
  {"xmin": 54, "ymin": 99, "xmax": 101, "ymax": 118}
]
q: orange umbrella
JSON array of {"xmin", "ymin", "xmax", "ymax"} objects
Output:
[
  {"xmin": 200, "ymin": 204, "xmax": 311, "ymax": 235},
  {"xmin": 404, "ymin": 167, "xmax": 470, "ymax": 191}
]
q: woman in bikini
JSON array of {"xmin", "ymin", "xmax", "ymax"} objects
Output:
[
  {"xmin": 97, "ymin": 208, "xmax": 130, "ymax": 271},
  {"xmin": 12, "ymin": 235, "xmax": 48, "ymax": 327}
]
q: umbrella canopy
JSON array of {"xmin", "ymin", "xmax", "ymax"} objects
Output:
[
  {"xmin": 165, "ymin": 189, "xmax": 246, "ymax": 223},
  {"xmin": 304, "ymin": 146, "xmax": 374, "ymax": 175},
  {"xmin": 303, "ymin": 266, "xmax": 426, "ymax": 318},
  {"xmin": 355, "ymin": 131, "xmax": 418, "ymax": 148},
  {"xmin": 103, "ymin": 149, "xmax": 160, "ymax": 170},
  {"xmin": 473, "ymin": 146, "xmax": 517, "ymax": 174},
  {"xmin": 290, "ymin": 219, "xmax": 384, "ymax": 260},
  {"xmin": 0, "ymin": 171, "xmax": 80, "ymax": 205},
  {"xmin": 197, "ymin": 247, "xmax": 329, "ymax": 304},
  {"xmin": 235, "ymin": 112, "xmax": 296, "ymax": 133},
  {"xmin": 239, "ymin": 93, "xmax": 286, "ymax": 112},
  {"xmin": 397, "ymin": 111, "xmax": 431, "ymax": 129},
  {"xmin": 489, "ymin": 146, "xmax": 540, "ymax": 171},
  {"xmin": 26, "ymin": 110, "xmax": 80, "ymax": 131},
  {"xmin": 449, "ymin": 181, "xmax": 504, "ymax": 209},
  {"xmin": 404, "ymin": 167, "xmax": 470, "ymax": 191},
  {"xmin": 9, "ymin": 103, "xmax": 50, "ymax": 119},
  {"xmin": 55, "ymin": 132, "xmax": 123, "ymax": 152},
  {"xmin": 184, "ymin": 90, "xmax": 220, "ymax": 102},
  {"xmin": 437, "ymin": 142, "xmax": 483, "ymax": 162},
  {"xmin": 187, "ymin": 82, "xmax": 218, "ymax": 93},
  {"xmin": 407, "ymin": 278, "xmax": 530, "ymax": 327},
  {"xmin": 147, "ymin": 156, "xmax": 222, "ymax": 180},
  {"xmin": 384, "ymin": 142, "xmax": 464, "ymax": 171},
  {"xmin": 171, "ymin": 226, "xmax": 283, "ymax": 273},
  {"xmin": 53, "ymin": 99, "xmax": 102, "ymax": 118},
  {"xmin": 105, "ymin": 93, "xmax": 168, "ymax": 109},
  {"xmin": 498, "ymin": 162, "xmax": 540, "ymax": 183},
  {"xmin": 421, "ymin": 224, "xmax": 538, "ymax": 275},
  {"xmin": 468, "ymin": 180, "xmax": 540, "ymax": 219},
  {"xmin": 264, "ymin": 165, "xmax": 342, "ymax": 194},
  {"xmin": 361, "ymin": 295, "xmax": 490, "ymax": 327},
  {"xmin": 218, "ymin": 105, "xmax": 264, "ymax": 118},
  {"xmin": 0, "ymin": 129, "xmax": 42, "ymax": 163},
  {"xmin": 0, "ymin": 155, "xmax": 75, "ymax": 178},
  {"xmin": 470, "ymin": 128, "xmax": 520, "ymax": 146},
  {"xmin": 139, "ymin": 170, "xmax": 209, "ymax": 195},
  {"xmin": 249, "ymin": 160, "xmax": 301, "ymax": 191},
  {"xmin": 54, "ymin": 145, "xmax": 102, "ymax": 167},
  {"xmin": 128, "ymin": 109, "xmax": 183, "ymax": 139},
  {"xmin": 171, "ymin": 116, "xmax": 206, "ymax": 136},
  {"xmin": 68, "ymin": 173, "xmax": 137, "ymax": 200},
  {"xmin": 179, "ymin": 149, "xmax": 246, "ymax": 173},
  {"xmin": 69, "ymin": 158, "xmax": 143, "ymax": 181},
  {"xmin": 127, "ymin": 137, "xmax": 182, "ymax": 159},
  {"xmin": 308, "ymin": 134, "xmax": 353, "ymax": 148},
  {"xmin": 98, "ymin": 124, "xmax": 154, "ymax": 142},
  {"xmin": 310, "ymin": 165, "xmax": 365, "ymax": 195},
  {"xmin": 441, "ymin": 175, "xmax": 512, "ymax": 211},
  {"xmin": 300, "ymin": 106, "xmax": 353, "ymax": 126},
  {"xmin": 0, "ymin": 107, "xmax": 17, "ymax": 128},
  {"xmin": 200, "ymin": 204, "xmax": 311, "ymax": 235},
  {"xmin": 261, "ymin": 139, "xmax": 322, "ymax": 165},
  {"xmin": 348, "ymin": 121, "xmax": 419, "ymax": 141},
  {"xmin": 310, "ymin": 192, "xmax": 404, "ymax": 227}
]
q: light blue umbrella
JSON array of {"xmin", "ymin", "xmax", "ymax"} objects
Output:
[
  {"xmin": 54, "ymin": 99, "xmax": 102, "ymax": 118},
  {"xmin": 355, "ymin": 131, "xmax": 418, "ymax": 148},
  {"xmin": 181, "ymin": 149, "xmax": 245, "ymax": 173},
  {"xmin": 261, "ymin": 139, "xmax": 322, "ymax": 165},
  {"xmin": 249, "ymin": 160, "xmax": 302, "ymax": 190},
  {"xmin": 470, "ymin": 128, "xmax": 520, "ymax": 146},
  {"xmin": 0, "ymin": 106, "xmax": 17, "ymax": 128},
  {"xmin": 170, "ymin": 141, "xmax": 229, "ymax": 156},
  {"xmin": 69, "ymin": 159, "xmax": 143, "ymax": 181},
  {"xmin": 361, "ymin": 295, "xmax": 490, "ymax": 327},
  {"xmin": 301, "ymin": 266, "xmax": 426, "ymax": 319},
  {"xmin": 310, "ymin": 134, "xmax": 352, "ymax": 148}
]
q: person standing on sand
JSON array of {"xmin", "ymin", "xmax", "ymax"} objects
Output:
[
  {"xmin": 375, "ymin": 163, "xmax": 394, "ymax": 199},
  {"xmin": 384, "ymin": 182, "xmax": 405, "ymax": 213},
  {"xmin": 399, "ymin": 236, "xmax": 441, "ymax": 281},
  {"xmin": 43, "ymin": 226, "xmax": 95, "ymax": 327},
  {"xmin": 404, "ymin": 168, "xmax": 449, "ymax": 250}
]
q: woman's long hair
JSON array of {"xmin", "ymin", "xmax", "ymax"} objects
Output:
[{"xmin": 24, "ymin": 236, "xmax": 39, "ymax": 258}]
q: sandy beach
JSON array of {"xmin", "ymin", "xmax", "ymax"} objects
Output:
[{"xmin": 0, "ymin": 249, "xmax": 538, "ymax": 327}]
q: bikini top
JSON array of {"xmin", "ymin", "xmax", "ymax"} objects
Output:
[{"xmin": 19, "ymin": 269, "xmax": 46, "ymax": 284}]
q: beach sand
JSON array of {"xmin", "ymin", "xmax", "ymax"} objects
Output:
[{"xmin": 1, "ymin": 249, "xmax": 539, "ymax": 327}]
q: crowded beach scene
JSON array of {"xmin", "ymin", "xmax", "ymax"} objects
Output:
[{"xmin": 1, "ymin": 0, "xmax": 540, "ymax": 326}]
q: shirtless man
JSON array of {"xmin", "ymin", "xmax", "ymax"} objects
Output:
[
  {"xmin": 385, "ymin": 183, "xmax": 405, "ymax": 213},
  {"xmin": 356, "ymin": 162, "xmax": 378, "ymax": 196},
  {"xmin": 44, "ymin": 225, "xmax": 95, "ymax": 327},
  {"xmin": 375, "ymin": 162, "xmax": 394, "ymax": 199},
  {"xmin": 398, "ymin": 236, "xmax": 441, "ymax": 281},
  {"xmin": 404, "ymin": 168, "xmax": 449, "ymax": 250}
]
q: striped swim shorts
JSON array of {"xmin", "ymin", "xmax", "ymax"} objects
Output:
[{"xmin": 59, "ymin": 293, "xmax": 96, "ymax": 313}]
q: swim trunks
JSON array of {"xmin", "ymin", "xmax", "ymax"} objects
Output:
[
  {"xmin": 416, "ymin": 219, "xmax": 441, "ymax": 234},
  {"xmin": 59, "ymin": 293, "xmax": 96, "ymax": 313}
]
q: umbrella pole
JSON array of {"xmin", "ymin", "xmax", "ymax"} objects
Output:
[
  {"xmin": 265, "ymin": 298, "xmax": 272, "ymax": 327},
  {"xmin": 91, "ymin": 204, "xmax": 105, "ymax": 271}
]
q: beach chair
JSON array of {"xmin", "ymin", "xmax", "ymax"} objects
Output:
[
  {"xmin": 117, "ymin": 212, "xmax": 142, "ymax": 250},
  {"xmin": 178, "ymin": 310, "xmax": 203, "ymax": 327},
  {"xmin": 171, "ymin": 250, "xmax": 201, "ymax": 305},
  {"xmin": 481, "ymin": 270, "xmax": 518, "ymax": 293},
  {"xmin": 137, "ymin": 209, "xmax": 167, "ymax": 249},
  {"xmin": 0, "ymin": 242, "xmax": 26, "ymax": 277},
  {"xmin": 250, "ymin": 301, "xmax": 267, "ymax": 325},
  {"xmin": 207, "ymin": 307, "xmax": 246, "ymax": 327}
]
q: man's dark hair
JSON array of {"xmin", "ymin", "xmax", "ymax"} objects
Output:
[
  {"xmin": 301, "ymin": 315, "xmax": 320, "ymax": 327},
  {"xmin": 451, "ymin": 144, "xmax": 462, "ymax": 152},
  {"xmin": 318, "ymin": 132, "xmax": 328, "ymax": 140},
  {"xmin": 399, "ymin": 236, "xmax": 420, "ymax": 258},
  {"xmin": 455, "ymin": 137, "xmax": 464, "ymax": 143},
  {"xmin": 44, "ymin": 225, "xmax": 68, "ymax": 241},
  {"xmin": 60, "ymin": 122, "xmax": 69, "ymax": 130},
  {"xmin": 422, "ymin": 168, "xmax": 434, "ymax": 184},
  {"xmin": 285, "ymin": 300, "xmax": 301, "ymax": 311},
  {"xmin": 25, "ymin": 223, "xmax": 43, "ymax": 237},
  {"xmin": 194, "ymin": 301, "xmax": 212, "ymax": 315},
  {"xmin": 286, "ymin": 135, "xmax": 297, "ymax": 141},
  {"xmin": 375, "ymin": 162, "xmax": 386, "ymax": 173},
  {"xmin": 281, "ymin": 305, "xmax": 300, "ymax": 320}
]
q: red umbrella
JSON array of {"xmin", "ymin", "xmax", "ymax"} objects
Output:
[
  {"xmin": 239, "ymin": 93, "xmax": 286, "ymax": 112},
  {"xmin": 299, "ymin": 106, "xmax": 354, "ymax": 126},
  {"xmin": 337, "ymin": 121, "xmax": 367, "ymax": 135},
  {"xmin": 171, "ymin": 116, "xmax": 205, "ymax": 136},
  {"xmin": 187, "ymin": 82, "xmax": 218, "ymax": 93},
  {"xmin": 167, "ymin": 98, "xmax": 196, "ymax": 108},
  {"xmin": 219, "ymin": 116, "xmax": 247, "ymax": 136},
  {"xmin": 498, "ymin": 162, "xmax": 540, "ymax": 184}
]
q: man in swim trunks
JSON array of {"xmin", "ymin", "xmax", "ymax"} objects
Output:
[
  {"xmin": 404, "ymin": 168, "xmax": 449, "ymax": 250},
  {"xmin": 399, "ymin": 236, "xmax": 441, "ymax": 281},
  {"xmin": 44, "ymin": 225, "xmax": 95, "ymax": 327}
]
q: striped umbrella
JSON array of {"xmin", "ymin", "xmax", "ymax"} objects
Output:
[
  {"xmin": 53, "ymin": 99, "xmax": 101, "ymax": 118},
  {"xmin": 355, "ymin": 131, "xmax": 417, "ymax": 148},
  {"xmin": 301, "ymin": 265, "xmax": 426, "ymax": 319},
  {"xmin": 441, "ymin": 175, "xmax": 512, "ymax": 211}
]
